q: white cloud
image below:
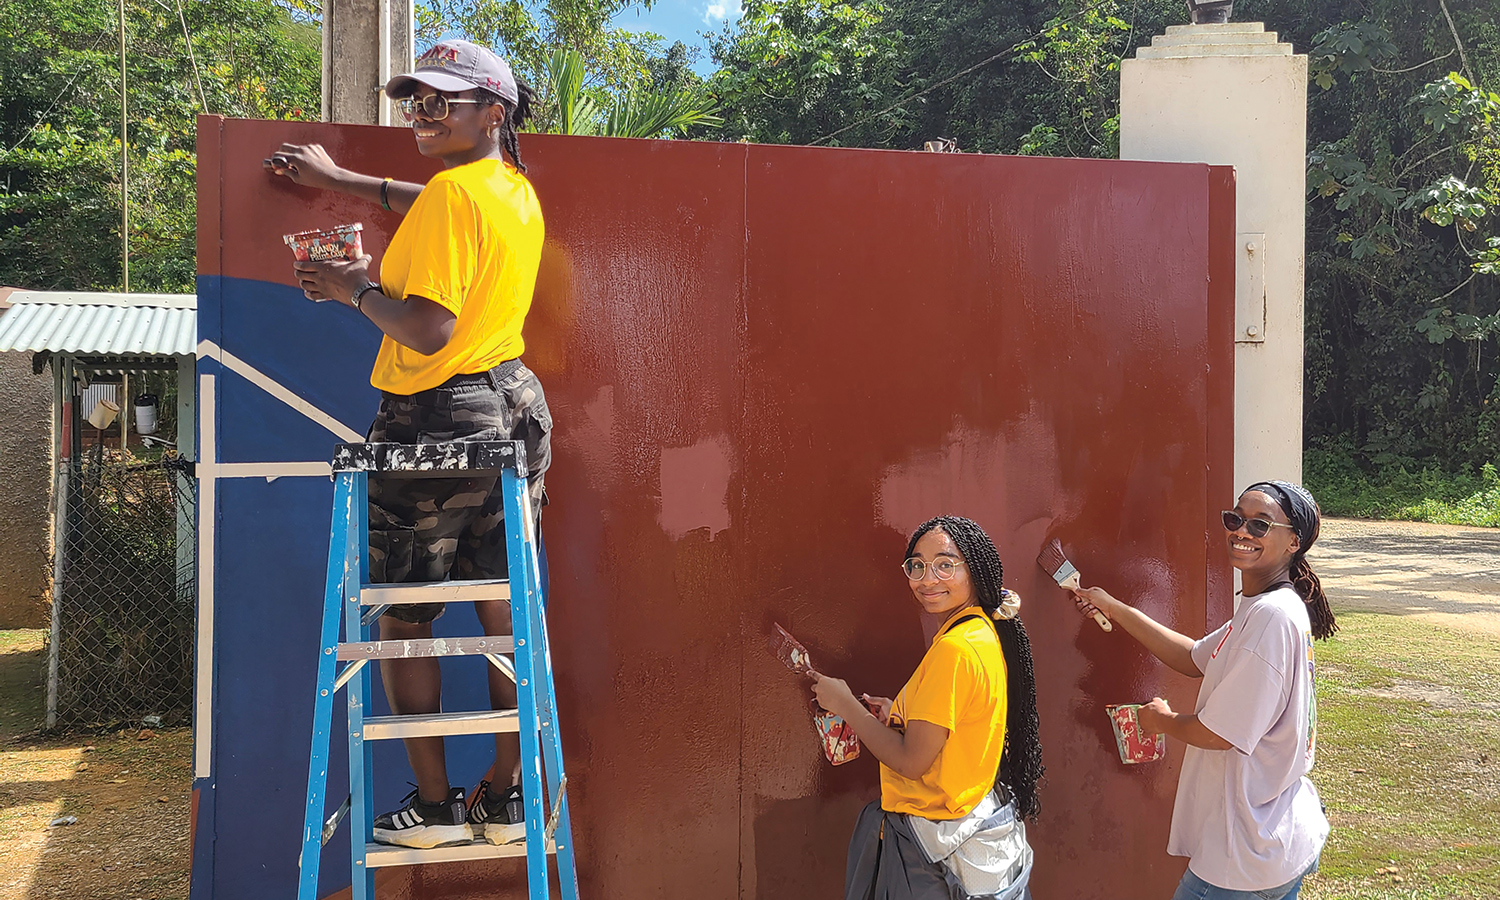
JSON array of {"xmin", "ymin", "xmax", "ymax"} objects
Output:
[{"xmin": 701, "ymin": 1, "xmax": 741, "ymax": 25}]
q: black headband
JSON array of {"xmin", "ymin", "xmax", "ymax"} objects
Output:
[{"xmin": 1244, "ymin": 481, "xmax": 1321, "ymax": 555}]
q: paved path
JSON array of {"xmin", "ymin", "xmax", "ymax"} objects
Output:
[{"xmin": 1319, "ymin": 517, "xmax": 1500, "ymax": 636}]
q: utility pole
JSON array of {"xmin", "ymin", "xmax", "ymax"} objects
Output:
[
  {"xmin": 322, "ymin": 0, "xmax": 413, "ymax": 125},
  {"xmin": 119, "ymin": 0, "xmax": 129, "ymax": 291}
]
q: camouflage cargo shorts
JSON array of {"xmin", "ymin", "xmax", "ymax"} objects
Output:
[{"xmin": 366, "ymin": 361, "xmax": 552, "ymax": 625}]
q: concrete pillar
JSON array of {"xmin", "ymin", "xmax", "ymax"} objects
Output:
[
  {"xmin": 1120, "ymin": 23, "xmax": 1308, "ymax": 489},
  {"xmin": 321, "ymin": 0, "xmax": 413, "ymax": 125}
]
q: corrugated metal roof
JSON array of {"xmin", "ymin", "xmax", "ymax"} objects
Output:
[
  {"xmin": 6, "ymin": 290, "xmax": 196, "ymax": 309},
  {"xmin": 0, "ymin": 294, "xmax": 196, "ymax": 356}
]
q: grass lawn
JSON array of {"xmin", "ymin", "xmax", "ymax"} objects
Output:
[
  {"xmin": 1302, "ymin": 612, "xmax": 1500, "ymax": 900},
  {"xmin": 1, "ymin": 604, "xmax": 1495, "ymax": 899}
]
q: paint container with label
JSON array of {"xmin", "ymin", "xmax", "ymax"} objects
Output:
[
  {"xmin": 283, "ymin": 224, "xmax": 364, "ymax": 263},
  {"xmin": 1106, "ymin": 704, "xmax": 1167, "ymax": 764},
  {"xmin": 811, "ymin": 699, "xmax": 861, "ymax": 765}
]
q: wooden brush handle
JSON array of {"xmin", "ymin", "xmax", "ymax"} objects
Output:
[{"xmin": 1062, "ymin": 572, "xmax": 1113, "ymax": 632}]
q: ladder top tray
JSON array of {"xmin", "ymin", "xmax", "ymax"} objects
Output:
[{"xmin": 333, "ymin": 440, "xmax": 528, "ymax": 476}]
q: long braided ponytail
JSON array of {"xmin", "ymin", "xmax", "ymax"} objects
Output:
[
  {"xmin": 905, "ymin": 516, "xmax": 1045, "ymax": 821},
  {"xmin": 1293, "ymin": 555, "xmax": 1337, "ymax": 640},
  {"xmin": 1244, "ymin": 482, "xmax": 1338, "ymax": 641}
]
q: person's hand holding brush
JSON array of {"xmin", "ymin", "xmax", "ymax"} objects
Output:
[{"xmin": 1071, "ymin": 585, "xmax": 1126, "ymax": 625}]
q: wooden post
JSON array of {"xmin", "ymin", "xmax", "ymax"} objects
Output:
[{"xmin": 46, "ymin": 355, "xmax": 72, "ymax": 730}]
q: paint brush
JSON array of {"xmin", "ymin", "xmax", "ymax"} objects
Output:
[
  {"xmin": 1037, "ymin": 539, "xmax": 1112, "ymax": 632},
  {"xmin": 770, "ymin": 623, "xmax": 815, "ymax": 675}
]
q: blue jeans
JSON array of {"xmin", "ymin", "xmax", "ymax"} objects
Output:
[{"xmin": 1170, "ymin": 860, "xmax": 1316, "ymax": 900}]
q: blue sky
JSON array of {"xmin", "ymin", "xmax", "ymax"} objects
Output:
[{"xmin": 611, "ymin": 0, "xmax": 743, "ymax": 73}]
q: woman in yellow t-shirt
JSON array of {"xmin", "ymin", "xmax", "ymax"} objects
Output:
[
  {"xmin": 265, "ymin": 40, "xmax": 548, "ymax": 850},
  {"xmin": 812, "ymin": 516, "xmax": 1044, "ymax": 899}
]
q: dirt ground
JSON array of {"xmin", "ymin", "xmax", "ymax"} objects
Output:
[
  {"xmin": 1319, "ymin": 517, "xmax": 1500, "ymax": 636},
  {"xmin": 0, "ymin": 630, "xmax": 191, "ymax": 900},
  {"xmin": 0, "ymin": 517, "xmax": 1494, "ymax": 900}
]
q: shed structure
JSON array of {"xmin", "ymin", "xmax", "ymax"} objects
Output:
[{"xmin": 0, "ymin": 291, "xmax": 198, "ymax": 728}]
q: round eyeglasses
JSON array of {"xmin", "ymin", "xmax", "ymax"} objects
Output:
[
  {"xmin": 1221, "ymin": 510, "xmax": 1295, "ymax": 539},
  {"xmin": 902, "ymin": 558, "xmax": 965, "ymax": 581},
  {"xmin": 395, "ymin": 93, "xmax": 488, "ymax": 124}
]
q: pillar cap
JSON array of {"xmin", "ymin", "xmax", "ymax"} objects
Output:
[{"xmin": 1135, "ymin": 23, "xmax": 1295, "ymax": 60}]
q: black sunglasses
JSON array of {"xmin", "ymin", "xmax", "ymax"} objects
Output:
[{"xmin": 1221, "ymin": 510, "xmax": 1296, "ymax": 539}]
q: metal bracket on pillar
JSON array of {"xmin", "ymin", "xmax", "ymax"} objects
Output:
[{"xmin": 1236, "ymin": 233, "xmax": 1266, "ymax": 343}]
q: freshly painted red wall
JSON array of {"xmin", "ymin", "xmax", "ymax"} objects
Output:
[{"xmin": 198, "ymin": 117, "xmax": 1234, "ymax": 900}]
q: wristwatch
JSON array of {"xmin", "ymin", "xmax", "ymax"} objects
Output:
[{"xmin": 350, "ymin": 281, "xmax": 381, "ymax": 309}]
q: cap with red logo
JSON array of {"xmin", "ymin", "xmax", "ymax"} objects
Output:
[{"xmin": 384, "ymin": 39, "xmax": 518, "ymax": 105}]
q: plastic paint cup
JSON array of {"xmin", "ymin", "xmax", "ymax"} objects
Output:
[
  {"xmin": 1106, "ymin": 703, "xmax": 1167, "ymax": 764},
  {"xmin": 283, "ymin": 223, "xmax": 364, "ymax": 263},
  {"xmin": 810, "ymin": 699, "xmax": 860, "ymax": 766}
]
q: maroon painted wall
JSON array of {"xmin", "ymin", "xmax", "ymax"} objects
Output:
[{"xmin": 199, "ymin": 117, "xmax": 1234, "ymax": 899}]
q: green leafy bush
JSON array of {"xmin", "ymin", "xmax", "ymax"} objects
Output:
[{"xmin": 1305, "ymin": 448, "xmax": 1500, "ymax": 526}]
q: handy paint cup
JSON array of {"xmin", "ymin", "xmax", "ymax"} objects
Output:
[
  {"xmin": 283, "ymin": 223, "xmax": 364, "ymax": 263},
  {"xmin": 1106, "ymin": 703, "xmax": 1167, "ymax": 764},
  {"xmin": 810, "ymin": 699, "xmax": 860, "ymax": 766}
]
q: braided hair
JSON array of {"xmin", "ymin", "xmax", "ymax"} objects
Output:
[
  {"xmin": 905, "ymin": 516, "xmax": 1045, "ymax": 822},
  {"xmin": 1243, "ymin": 482, "xmax": 1338, "ymax": 641},
  {"xmin": 477, "ymin": 78, "xmax": 536, "ymax": 172},
  {"xmin": 1293, "ymin": 556, "xmax": 1336, "ymax": 640}
]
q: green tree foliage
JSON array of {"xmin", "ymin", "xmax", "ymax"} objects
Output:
[
  {"xmin": 711, "ymin": 0, "xmax": 1500, "ymax": 470},
  {"xmin": 1297, "ymin": 4, "xmax": 1500, "ymax": 469},
  {"xmin": 707, "ymin": 0, "xmax": 905, "ymax": 146},
  {"xmin": 0, "ymin": 0, "xmax": 320, "ymax": 292},
  {"xmin": 415, "ymin": 0, "xmax": 666, "ymax": 91},
  {"xmin": 537, "ymin": 46, "xmax": 721, "ymax": 136}
]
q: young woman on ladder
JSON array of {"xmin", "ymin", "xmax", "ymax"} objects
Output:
[{"xmin": 266, "ymin": 39, "xmax": 548, "ymax": 849}]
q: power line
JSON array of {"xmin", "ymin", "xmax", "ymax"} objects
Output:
[
  {"xmin": 173, "ymin": 0, "xmax": 210, "ymax": 112},
  {"xmin": 811, "ymin": 0, "xmax": 1113, "ymax": 147},
  {"xmin": 4, "ymin": 33, "xmax": 112, "ymax": 155}
]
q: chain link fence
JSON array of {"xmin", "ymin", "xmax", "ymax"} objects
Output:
[{"xmin": 51, "ymin": 448, "xmax": 196, "ymax": 728}]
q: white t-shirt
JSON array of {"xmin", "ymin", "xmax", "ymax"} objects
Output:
[{"xmin": 1165, "ymin": 586, "xmax": 1329, "ymax": 890}]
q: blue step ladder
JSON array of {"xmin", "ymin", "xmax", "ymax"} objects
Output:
[{"xmin": 297, "ymin": 440, "xmax": 579, "ymax": 900}]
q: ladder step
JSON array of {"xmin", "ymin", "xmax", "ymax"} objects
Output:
[
  {"xmin": 359, "ymin": 579, "xmax": 511, "ymax": 605},
  {"xmin": 334, "ymin": 440, "xmax": 528, "ymax": 477},
  {"xmin": 363, "ymin": 710, "xmax": 520, "ymax": 740},
  {"xmin": 364, "ymin": 839, "xmax": 556, "ymax": 868},
  {"xmin": 337, "ymin": 636, "xmax": 515, "ymax": 661}
]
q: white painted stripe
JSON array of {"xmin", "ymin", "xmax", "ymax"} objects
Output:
[
  {"xmin": 197, "ymin": 339, "xmax": 363, "ymax": 443},
  {"xmin": 194, "ymin": 372, "xmax": 217, "ymax": 779},
  {"xmin": 201, "ymin": 461, "xmax": 334, "ymax": 480}
]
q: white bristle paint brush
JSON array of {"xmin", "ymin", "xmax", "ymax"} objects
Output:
[{"xmin": 1037, "ymin": 538, "xmax": 1112, "ymax": 632}]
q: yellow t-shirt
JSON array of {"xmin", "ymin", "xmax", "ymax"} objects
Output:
[
  {"xmin": 371, "ymin": 157, "xmax": 544, "ymax": 394},
  {"xmin": 880, "ymin": 607, "xmax": 1008, "ymax": 820}
]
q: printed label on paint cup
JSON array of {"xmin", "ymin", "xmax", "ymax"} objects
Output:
[
  {"xmin": 811, "ymin": 699, "xmax": 860, "ymax": 766},
  {"xmin": 1106, "ymin": 703, "xmax": 1167, "ymax": 764},
  {"xmin": 283, "ymin": 223, "xmax": 364, "ymax": 263}
]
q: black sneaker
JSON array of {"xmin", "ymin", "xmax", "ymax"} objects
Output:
[
  {"xmin": 372, "ymin": 787, "xmax": 473, "ymax": 849},
  {"xmin": 469, "ymin": 780, "xmax": 525, "ymax": 845}
]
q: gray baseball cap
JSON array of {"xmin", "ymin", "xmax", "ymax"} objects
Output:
[{"xmin": 385, "ymin": 40, "xmax": 518, "ymax": 105}]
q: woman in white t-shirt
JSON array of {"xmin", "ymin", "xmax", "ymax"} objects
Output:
[{"xmin": 1072, "ymin": 481, "xmax": 1337, "ymax": 900}]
